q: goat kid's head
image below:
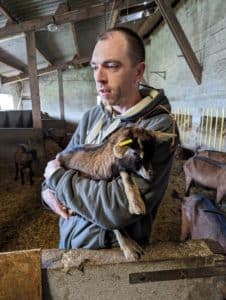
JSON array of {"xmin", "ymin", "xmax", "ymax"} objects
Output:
[{"xmin": 111, "ymin": 127, "xmax": 156, "ymax": 179}]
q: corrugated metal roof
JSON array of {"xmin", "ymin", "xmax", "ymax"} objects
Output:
[{"xmin": 0, "ymin": 0, "xmax": 65, "ymax": 21}]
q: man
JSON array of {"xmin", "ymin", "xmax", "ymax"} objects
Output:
[{"xmin": 42, "ymin": 27, "xmax": 178, "ymax": 249}]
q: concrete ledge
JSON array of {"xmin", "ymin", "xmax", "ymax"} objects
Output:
[{"xmin": 41, "ymin": 240, "xmax": 226, "ymax": 300}]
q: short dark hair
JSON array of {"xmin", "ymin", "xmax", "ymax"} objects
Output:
[{"xmin": 97, "ymin": 26, "xmax": 145, "ymax": 66}]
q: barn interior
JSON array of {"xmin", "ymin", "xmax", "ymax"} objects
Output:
[{"xmin": 0, "ymin": 0, "xmax": 226, "ymax": 299}]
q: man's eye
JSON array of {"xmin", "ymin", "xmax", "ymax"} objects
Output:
[{"xmin": 106, "ymin": 63, "xmax": 119, "ymax": 69}]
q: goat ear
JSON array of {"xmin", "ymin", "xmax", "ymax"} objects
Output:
[{"xmin": 113, "ymin": 144, "xmax": 125, "ymax": 158}]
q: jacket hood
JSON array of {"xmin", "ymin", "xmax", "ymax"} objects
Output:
[{"xmin": 101, "ymin": 85, "xmax": 171, "ymax": 123}]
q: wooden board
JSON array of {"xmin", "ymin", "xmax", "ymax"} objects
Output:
[{"xmin": 0, "ymin": 249, "xmax": 41, "ymax": 300}]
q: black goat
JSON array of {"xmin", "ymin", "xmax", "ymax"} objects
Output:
[{"xmin": 14, "ymin": 144, "xmax": 37, "ymax": 185}]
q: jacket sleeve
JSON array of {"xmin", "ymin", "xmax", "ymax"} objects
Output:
[{"xmin": 47, "ymin": 113, "xmax": 177, "ymax": 230}]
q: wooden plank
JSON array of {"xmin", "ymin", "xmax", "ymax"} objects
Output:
[
  {"xmin": 57, "ymin": 68, "xmax": 65, "ymax": 122},
  {"xmin": 154, "ymin": 0, "xmax": 202, "ymax": 84},
  {"xmin": 26, "ymin": 31, "xmax": 42, "ymax": 129},
  {"xmin": 0, "ymin": 249, "xmax": 41, "ymax": 300}
]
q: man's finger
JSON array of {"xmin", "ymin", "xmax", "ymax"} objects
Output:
[{"xmin": 41, "ymin": 189, "xmax": 69, "ymax": 219}]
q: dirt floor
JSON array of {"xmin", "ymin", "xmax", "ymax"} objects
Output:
[{"xmin": 0, "ymin": 157, "xmax": 217, "ymax": 253}]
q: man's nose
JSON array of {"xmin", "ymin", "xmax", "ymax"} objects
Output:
[{"xmin": 95, "ymin": 66, "xmax": 107, "ymax": 82}]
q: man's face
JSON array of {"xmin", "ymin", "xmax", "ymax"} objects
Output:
[{"xmin": 91, "ymin": 32, "xmax": 144, "ymax": 109}]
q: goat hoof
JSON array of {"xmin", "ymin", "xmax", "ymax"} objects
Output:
[
  {"xmin": 123, "ymin": 244, "xmax": 144, "ymax": 261},
  {"xmin": 129, "ymin": 202, "xmax": 146, "ymax": 215}
]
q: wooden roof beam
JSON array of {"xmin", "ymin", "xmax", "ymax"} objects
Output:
[
  {"xmin": 154, "ymin": 0, "xmax": 202, "ymax": 84},
  {"xmin": 0, "ymin": 4, "xmax": 15, "ymax": 24},
  {"xmin": 35, "ymin": 43, "xmax": 53, "ymax": 66},
  {"xmin": 0, "ymin": 4, "xmax": 53, "ymax": 66},
  {"xmin": 0, "ymin": 47, "xmax": 28, "ymax": 73},
  {"xmin": 107, "ymin": 0, "xmax": 125, "ymax": 29},
  {"xmin": 1, "ymin": 56, "xmax": 90, "ymax": 85}
]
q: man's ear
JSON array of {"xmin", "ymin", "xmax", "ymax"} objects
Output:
[{"xmin": 135, "ymin": 62, "xmax": 145, "ymax": 82}]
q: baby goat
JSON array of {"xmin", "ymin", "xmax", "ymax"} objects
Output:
[
  {"xmin": 57, "ymin": 126, "xmax": 174, "ymax": 259},
  {"xmin": 14, "ymin": 144, "xmax": 37, "ymax": 185}
]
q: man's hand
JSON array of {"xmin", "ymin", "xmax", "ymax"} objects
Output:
[
  {"xmin": 41, "ymin": 188, "xmax": 69, "ymax": 219},
  {"xmin": 44, "ymin": 158, "xmax": 61, "ymax": 181}
]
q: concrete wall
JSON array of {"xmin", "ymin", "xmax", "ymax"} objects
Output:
[
  {"xmin": 145, "ymin": 0, "xmax": 226, "ymax": 149},
  {"xmin": 19, "ymin": 66, "xmax": 96, "ymax": 128},
  {"xmin": 39, "ymin": 67, "xmax": 97, "ymax": 124}
]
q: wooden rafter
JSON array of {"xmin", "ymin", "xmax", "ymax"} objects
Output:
[
  {"xmin": 0, "ymin": 4, "xmax": 53, "ymax": 66},
  {"xmin": 138, "ymin": 0, "xmax": 179, "ymax": 37},
  {"xmin": 0, "ymin": 4, "xmax": 15, "ymax": 24},
  {"xmin": 154, "ymin": 0, "xmax": 202, "ymax": 84},
  {"xmin": 1, "ymin": 56, "xmax": 90, "ymax": 85},
  {"xmin": 107, "ymin": 0, "xmax": 124, "ymax": 29},
  {"xmin": 35, "ymin": 46, "xmax": 53, "ymax": 66},
  {"xmin": 0, "ymin": 47, "xmax": 28, "ymax": 73}
]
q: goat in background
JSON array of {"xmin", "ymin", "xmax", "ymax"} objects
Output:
[
  {"xmin": 14, "ymin": 143, "xmax": 37, "ymax": 185},
  {"xmin": 172, "ymin": 190, "xmax": 226, "ymax": 252}
]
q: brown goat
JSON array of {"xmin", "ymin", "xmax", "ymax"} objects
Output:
[
  {"xmin": 14, "ymin": 144, "xmax": 37, "ymax": 185},
  {"xmin": 196, "ymin": 149, "xmax": 226, "ymax": 163},
  {"xmin": 173, "ymin": 190, "xmax": 226, "ymax": 252},
  {"xmin": 183, "ymin": 156, "xmax": 226, "ymax": 204},
  {"xmin": 57, "ymin": 127, "xmax": 175, "ymax": 259}
]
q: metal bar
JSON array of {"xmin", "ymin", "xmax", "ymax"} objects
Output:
[
  {"xmin": 213, "ymin": 108, "xmax": 218, "ymax": 149},
  {"xmin": 205, "ymin": 108, "xmax": 209, "ymax": 146},
  {"xmin": 208, "ymin": 108, "xmax": 213, "ymax": 148},
  {"xmin": 129, "ymin": 265, "xmax": 226, "ymax": 284},
  {"xmin": 199, "ymin": 108, "xmax": 204, "ymax": 146},
  {"xmin": 219, "ymin": 108, "xmax": 225, "ymax": 151}
]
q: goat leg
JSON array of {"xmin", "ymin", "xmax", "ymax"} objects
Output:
[
  {"xmin": 20, "ymin": 168, "xmax": 25, "ymax": 185},
  {"xmin": 113, "ymin": 229, "xmax": 144, "ymax": 260},
  {"xmin": 29, "ymin": 167, "xmax": 34, "ymax": 185},
  {"xmin": 120, "ymin": 171, "xmax": 146, "ymax": 215},
  {"xmin": 14, "ymin": 163, "xmax": 19, "ymax": 181}
]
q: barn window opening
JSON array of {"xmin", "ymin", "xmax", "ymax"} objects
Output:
[{"xmin": 0, "ymin": 93, "xmax": 14, "ymax": 110}]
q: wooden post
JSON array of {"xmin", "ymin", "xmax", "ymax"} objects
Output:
[
  {"xmin": 155, "ymin": 0, "xmax": 202, "ymax": 85},
  {"xmin": 26, "ymin": 31, "xmax": 42, "ymax": 129},
  {"xmin": 57, "ymin": 68, "xmax": 65, "ymax": 124}
]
